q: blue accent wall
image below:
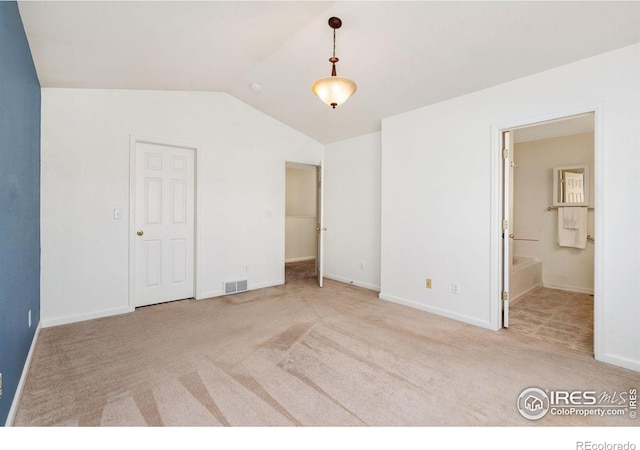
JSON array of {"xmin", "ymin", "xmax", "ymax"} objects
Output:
[{"xmin": 0, "ymin": 1, "xmax": 41, "ymax": 425}]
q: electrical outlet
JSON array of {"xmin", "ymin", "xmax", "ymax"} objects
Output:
[
  {"xmin": 452, "ymin": 283, "xmax": 460, "ymax": 295},
  {"xmin": 426, "ymin": 278, "xmax": 432, "ymax": 289}
]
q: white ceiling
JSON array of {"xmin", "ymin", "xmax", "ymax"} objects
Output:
[{"xmin": 17, "ymin": 1, "xmax": 640, "ymax": 144}]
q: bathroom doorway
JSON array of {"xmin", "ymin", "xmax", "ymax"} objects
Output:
[{"xmin": 502, "ymin": 112, "xmax": 596, "ymax": 355}]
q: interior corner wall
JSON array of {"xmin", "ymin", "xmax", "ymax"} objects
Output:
[
  {"xmin": 380, "ymin": 44, "xmax": 640, "ymax": 371},
  {"xmin": 40, "ymin": 88, "xmax": 322, "ymax": 326},
  {"xmin": 324, "ymin": 132, "xmax": 381, "ymax": 291},
  {"xmin": 0, "ymin": 1, "xmax": 41, "ymax": 425}
]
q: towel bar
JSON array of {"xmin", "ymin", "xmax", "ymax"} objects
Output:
[{"xmin": 547, "ymin": 206, "xmax": 594, "ymax": 211}]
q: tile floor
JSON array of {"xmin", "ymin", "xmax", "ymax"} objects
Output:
[
  {"xmin": 508, "ymin": 287, "xmax": 594, "ymax": 355},
  {"xmin": 285, "ymin": 259, "xmax": 317, "ymax": 283}
]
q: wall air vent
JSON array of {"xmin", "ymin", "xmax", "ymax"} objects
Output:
[{"xmin": 223, "ymin": 279, "xmax": 248, "ymax": 295}]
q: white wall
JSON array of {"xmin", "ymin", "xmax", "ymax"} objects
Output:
[
  {"xmin": 41, "ymin": 89, "xmax": 322, "ymax": 325},
  {"xmin": 380, "ymin": 44, "xmax": 640, "ymax": 371},
  {"xmin": 514, "ymin": 133, "xmax": 595, "ymax": 294},
  {"xmin": 285, "ymin": 166, "xmax": 316, "ymax": 262},
  {"xmin": 324, "ymin": 132, "xmax": 381, "ymax": 291}
]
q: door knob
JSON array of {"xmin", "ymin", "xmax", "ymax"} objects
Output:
[
  {"xmin": 316, "ymin": 227, "xmax": 327, "ymax": 232},
  {"xmin": 508, "ymin": 233, "xmax": 515, "ymax": 239},
  {"xmin": 137, "ymin": 230, "xmax": 144, "ymax": 236}
]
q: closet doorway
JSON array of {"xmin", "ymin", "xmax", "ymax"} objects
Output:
[
  {"xmin": 284, "ymin": 162, "xmax": 319, "ymax": 284},
  {"xmin": 502, "ymin": 112, "xmax": 596, "ymax": 355}
]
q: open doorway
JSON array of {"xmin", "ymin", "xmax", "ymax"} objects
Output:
[
  {"xmin": 502, "ymin": 113, "xmax": 596, "ymax": 355},
  {"xmin": 284, "ymin": 163, "xmax": 318, "ymax": 283}
]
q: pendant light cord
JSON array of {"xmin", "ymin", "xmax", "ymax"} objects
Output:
[
  {"xmin": 330, "ymin": 27, "xmax": 338, "ymax": 77},
  {"xmin": 333, "ymin": 28, "xmax": 336, "ymax": 59}
]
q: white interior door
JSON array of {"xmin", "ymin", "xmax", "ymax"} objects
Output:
[
  {"xmin": 316, "ymin": 160, "xmax": 325, "ymax": 288},
  {"xmin": 502, "ymin": 130, "xmax": 513, "ymax": 327},
  {"xmin": 134, "ymin": 141, "xmax": 195, "ymax": 307}
]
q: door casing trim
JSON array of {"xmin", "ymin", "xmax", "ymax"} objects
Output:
[{"xmin": 490, "ymin": 105, "xmax": 604, "ymax": 361}]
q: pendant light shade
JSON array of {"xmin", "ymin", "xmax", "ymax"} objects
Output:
[
  {"xmin": 311, "ymin": 76, "xmax": 357, "ymax": 109},
  {"xmin": 312, "ymin": 17, "xmax": 357, "ymax": 109}
]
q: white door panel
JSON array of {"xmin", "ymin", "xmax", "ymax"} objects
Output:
[
  {"xmin": 135, "ymin": 141, "xmax": 195, "ymax": 307},
  {"xmin": 502, "ymin": 130, "xmax": 513, "ymax": 328},
  {"xmin": 316, "ymin": 160, "xmax": 325, "ymax": 288}
]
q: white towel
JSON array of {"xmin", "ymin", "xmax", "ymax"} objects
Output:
[
  {"xmin": 563, "ymin": 207, "xmax": 579, "ymax": 229},
  {"xmin": 557, "ymin": 207, "xmax": 588, "ymax": 249}
]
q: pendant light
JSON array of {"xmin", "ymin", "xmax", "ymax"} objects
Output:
[{"xmin": 311, "ymin": 17, "xmax": 357, "ymax": 109}]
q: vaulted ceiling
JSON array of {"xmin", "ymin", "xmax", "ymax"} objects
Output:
[{"xmin": 17, "ymin": 1, "xmax": 640, "ymax": 144}]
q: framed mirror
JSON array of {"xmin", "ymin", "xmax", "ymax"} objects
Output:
[{"xmin": 553, "ymin": 165, "xmax": 589, "ymax": 206}]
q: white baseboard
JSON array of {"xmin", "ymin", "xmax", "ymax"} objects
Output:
[
  {"xmin": 285, "ymin": 256, "xmax": 316, "ymax": 263},
  {"xmin": 197, "ymin": 279, "xmax": 284, "ymax": 300},
  {"xmin": 511, "ymin": 282, "xmax": 543, "ymax": 303},
  {"xmin": 41, "ymin": 306, "xmax": 134, "ymax": 328},
  {"xmin": 323, "ymin": 273, "xmax": 380, "ymax": 292},
  {"xmin": 6, "ymin": 323, "xmax": 41, "ymax": 426},
  {"xmin": 196, "ymin": 289, "xmax": 224, "ymax": 300},
  {"xmin": 543, "ymin": 283, "xmax": 594, "ymax": 295},
  {"xmin": 600, "ymin": 353, "xmax": 640, "ymax": 373},
  {"xmin": 250, "ymin": 279, "xmax": 284, "ymax": 290},
  {"xmin": 378, "ymin": 292, "xmax": 492, "ymax": 330}
]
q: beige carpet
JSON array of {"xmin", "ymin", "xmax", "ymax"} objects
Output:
[{"xmin": 13, "ymin": 279, "xmax": 639, "ymax": 426}]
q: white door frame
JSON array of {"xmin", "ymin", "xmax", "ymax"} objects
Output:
[
  {"xmin": 490, "ymin": 105, "xmax": 604, "ymax": 360},
  {"xmin": 129, "ymin": 134, "xmax": 200, "ymax": 308}
]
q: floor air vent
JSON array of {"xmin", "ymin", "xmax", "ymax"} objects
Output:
[{"xmin": 224, "ymin": 279, "xmax": 248, "ymax": 295}]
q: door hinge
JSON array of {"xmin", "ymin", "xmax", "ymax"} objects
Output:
[
  {"xmin": 502, "ymin": 220, "xmax": 509, "ymax": 230},
  {"xmin": 502, "ymin": 291, "xmax": 509, "ymax": 301},
  {"xmin": 502, "ymin": 148, "xmax": 509, "ymax": 159}
]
